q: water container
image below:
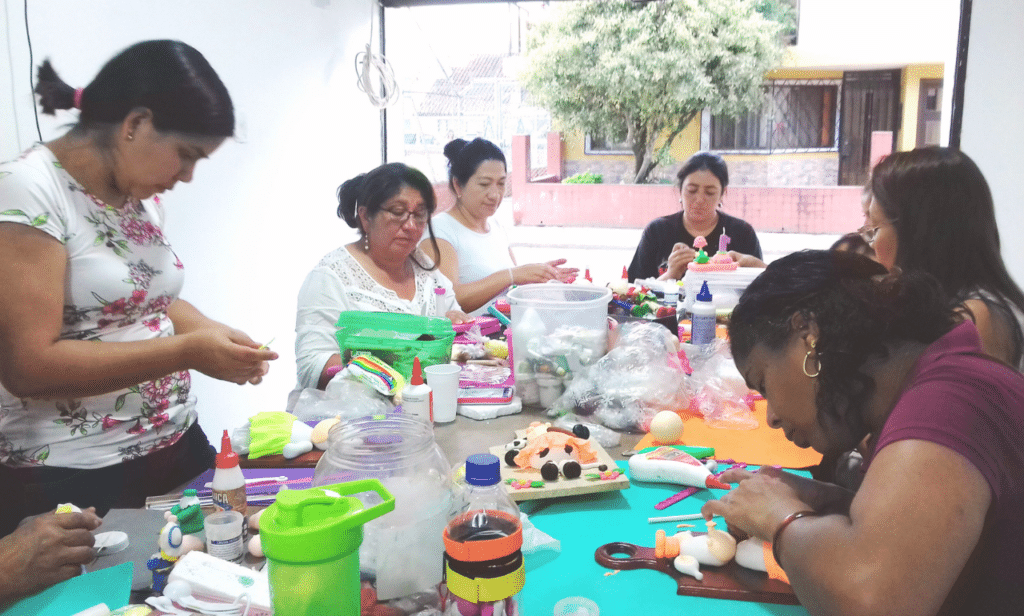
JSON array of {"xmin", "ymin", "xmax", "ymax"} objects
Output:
[
  {"xmin": 260, "ymin": 479, "xmax": 394, "ymax": 616},
  {"xmin": 312, "ymin": 414, "xmax": 454, "ymax": 612}
]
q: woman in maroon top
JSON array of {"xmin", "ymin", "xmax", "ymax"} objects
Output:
[{"xmin": 704, "ymin": 249, "xmax": 1024, "ymax": 615}]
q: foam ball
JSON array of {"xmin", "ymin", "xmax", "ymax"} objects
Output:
[
  {"xmin": 248, "ymin": 509, "xmax": 265, "ymax": 532},
  {"xmin": 248, "ymin": 534, "xmax": 263, "ymax": 558},
  {"xmin": 650, "ymin": 411, "xmax": 684, "ymax": 443}
]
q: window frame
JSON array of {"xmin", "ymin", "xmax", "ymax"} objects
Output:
[{"xmin": 701, "ymin": 79, "xmax": 842, "ymax": 155}]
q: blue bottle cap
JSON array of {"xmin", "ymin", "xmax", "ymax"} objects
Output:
[
  {"xmin": 465, "ymin": 453, "xmax": 501, "ymax": 486},
  {"xmin": 696, "ymin": 281, "xmax": 713, "ymax": 303}
]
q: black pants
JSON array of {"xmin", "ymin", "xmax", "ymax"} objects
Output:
[{"xmin": 0, "ymin": 422, "xmax": 214, "ymax": 536}]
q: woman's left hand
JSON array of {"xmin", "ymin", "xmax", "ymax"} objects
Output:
[
  {"xmin": 445, "ymin": 309, "xmax": 473, "ymax": 325},
  {"xmin": 701, "ymin": 467, "xmax": 813, "ymax": 541}
]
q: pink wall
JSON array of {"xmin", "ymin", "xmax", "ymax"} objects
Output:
[{"xmin": 510, "ymin": 134, "xmax": 865, "ymax": 234}]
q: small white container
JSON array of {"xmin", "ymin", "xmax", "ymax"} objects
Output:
[
  {"xmin": 536, "ymin": 373, "xmax": 564, "ymax": 408},
  {"xmin": 681, "ymin": 267, "xmax": 763, "ymax": 314},
  {"xmin": 204, "ymin": 510, "xmax": 245, "ymax": 563}
]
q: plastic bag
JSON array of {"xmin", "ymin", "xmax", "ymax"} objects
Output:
[
  {"xmin": 288, "ymin": 372, "xmax": 394, "ymax": 423},
  {"xmin": 682, "ymin": 338, "xmax": 758, "ymax": 430},
  {"xmin": 546, "ymin": 321, "xmax": 690, "ymax": 431}
]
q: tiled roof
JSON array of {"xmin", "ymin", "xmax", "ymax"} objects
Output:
[{"xmin": 415, "ymin": 55, "xmax": 518, "ymax": 116}]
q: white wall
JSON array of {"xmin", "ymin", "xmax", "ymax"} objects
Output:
[
  {"xmin": 1, "ymin": 0, "xmax": 379, "ymax": 440},
  {"xmin": 960, "ymin": 0, "xmax": 1024, "ymax": 287}
]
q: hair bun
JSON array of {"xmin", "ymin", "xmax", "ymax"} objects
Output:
[{"xmin": 443, "ymin": 138, "xmax": 469, "ymax": 161}]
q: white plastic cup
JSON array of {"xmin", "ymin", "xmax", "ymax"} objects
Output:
[
  {"xmin": 553, "ymin": 596, "xmax": 600, "ymax": 616},
  {"xmin": 535, "ymin": 374, "xmax": 564, "ymax": 408},
  {"xmin": 204, "ymin": 510, "xmax": 244, "ymax": 563},
  {"xmin": 424, "ymin": 363, "xmax": 461, "ymax": 423}
]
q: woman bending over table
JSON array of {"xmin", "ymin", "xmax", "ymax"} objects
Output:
[
  {"xmin": 703, "ymin": 249, "xmax": 1024, "ymax": 615},
  {"xmin": 627, "ymin": 152, "xmax": 763, "ymax": 282},
  {"xmin": 864, "ymin": 146, "xmax": 1024, "ymax": 369},
  {"xmin": 419, "ymin": 137, "xmax": 577, "ymax": 315},
  {"xmin": 0, "ymin": 41, "xmax": 276, "ymax": 536},
  {"xmin": 295, "ymin": 163, "xmax": 471, "ymax": 390}
]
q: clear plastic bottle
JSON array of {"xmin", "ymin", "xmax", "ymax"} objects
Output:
[
  {"xmin": 690, "ymin": 280, "xmax": 717, "ymax": 346},
  {"xmin": 442, "ymin": 453, "xmax": 523, "ymax": 616}
]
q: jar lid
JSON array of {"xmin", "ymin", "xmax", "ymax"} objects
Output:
[{"xmin": 465, "ymin": 453, "xmax": 500, "ymax": 486}]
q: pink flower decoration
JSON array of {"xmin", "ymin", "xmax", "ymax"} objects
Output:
[
  {"xmin": 131, "ymin": 289, "xmax": 147, "ymax": 305},
  {"xmin": 127, "ymin": 421, "xmax": 145, "ymax": 435},
  {"xmin": 149, "ymin": 412, "xmax": 169, "ymax": 428},
  {"xmin": 143, "ymin": 317, "xmax": 162, "ymax": 332},
  {"xmin": 101, "ymin": 415, "xmax": 126, "ymax": 430},
  {"xmin": 693, "ymin": 236, "xmax": 708, "ymax": 249}
]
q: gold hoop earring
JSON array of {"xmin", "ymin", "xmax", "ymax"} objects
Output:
[{"xmin": 803, "ymin": 348, "xmax": 821, "ymax": 378}]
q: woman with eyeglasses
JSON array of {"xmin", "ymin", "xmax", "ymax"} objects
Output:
[
  {"xmin": 863, "ymin": 147, "xmax": 1024, "ymax": 369},
  {"xmin": 295, "ymin": 163, "xmax": 470, "ymax": 390},
  {"xmin": 419, "ymin": 138, "xmax": 578, "ymax": 315}
]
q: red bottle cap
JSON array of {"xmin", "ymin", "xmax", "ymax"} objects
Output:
[
  {"xmin": 216, "ymin": 429, "xmax": 239, "ymax": 469},
  {"xmin": 410, "ymin": 356, "xmax": 424, "ymax": 386}
]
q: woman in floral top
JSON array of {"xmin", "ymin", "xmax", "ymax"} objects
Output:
[{"xmin": 0, "ymin": 40, "xmax": 277, "ymax": 536}]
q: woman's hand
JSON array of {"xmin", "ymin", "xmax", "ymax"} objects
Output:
[
  {"xmin": 187, "ymin": 327, "xmax": 277, "ymax": 385},
  {"xmin": 728, "ymin": 251, "xmax": 766, "ymax": 268},
  {"xmin": 702, "ymin": 467, "xmax": 812, "ymax": 541},
  {"xmin": 445, "ymin": 309, "xmax": 473, "ymax": 325},
  {"xmin": 0, "ymin": 508, "xmax": 102, "ymax": 606},
  {"xmin": 663, "ymin": 243, "xmax": 696, "ymax": 279},
  {"xmin": 512, "ymin": 259, "xmax": 578, "ymax": 285}
]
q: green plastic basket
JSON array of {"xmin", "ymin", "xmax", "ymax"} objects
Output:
[{"xmin": 334, "ymin": 311, "xmax": 455, "ymax": 382}]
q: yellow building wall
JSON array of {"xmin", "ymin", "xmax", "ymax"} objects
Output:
[{"xmin": 899, "ymin": 64, "xmax": 945, "ymax": 151}]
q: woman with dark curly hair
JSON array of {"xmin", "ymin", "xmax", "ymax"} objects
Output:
[{"xmin": 703, "ymin": 249, "xmax": 1024, "ymax": 615}]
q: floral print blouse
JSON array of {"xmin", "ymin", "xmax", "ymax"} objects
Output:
[{"xmin": 0, "ymin": 144, "xmax": 195, "ymax": 469}]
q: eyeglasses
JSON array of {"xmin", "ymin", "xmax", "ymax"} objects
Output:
[
  {"xmin": 381, "ymin": 208, "xmax": 429, "ymax": 226},
  {"xmin": 858, "ymin": 219, "xmax": 895, "ymax": 245}
]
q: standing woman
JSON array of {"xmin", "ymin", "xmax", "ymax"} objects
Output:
[
  {"xmin": 628, "ymin": 152, "xmax": 763, "ymax": 282},
  {"xmin": 295, "ymin": 163, "xmax": 470, "ymax": 390},
  {"xmin": 420, "ymin": 138, "xmax": 577, "ymax": 315},
  {"xmin": 865, "ymin": 147, "xmax": 1024, "ymax": 369},
  {"xmin": 0, "ymin": 41, "xmax": 276, "ymax": 536}
]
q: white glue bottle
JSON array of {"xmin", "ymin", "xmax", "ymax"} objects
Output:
[
  {"xmin": 403, "ymin": 356, "xmax": 433, "ymax": 423},
  {"xmin": 212, "ymin": 429, "xmax": 247, "ymax": 517},
  {"xmin": 690, "ymin": 281, "xmax": 716, "ymax": 346}
]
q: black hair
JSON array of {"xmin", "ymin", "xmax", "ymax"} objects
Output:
[
  {"xmin": 35, "ymin": 40, "xmax": 234, "ymax": 138},
  {"xmin": 730, "ymin": 249, "xmax": 957, "ymax": 441},
  {"xmin": 830, "ymin": 232, "xmax": 875, "ymax": 258},
  {"xmin": 336, "ymin": 162, "xmax": 440, "ymax": 271},
  {"xmin": 871, "ymin": 147, "xmax": 1024, "ymax": 365},
  {"xmin": 443, "ymin": 137, "xmax": 506, "ymax": 194},
  {"xmin": 676, "ymin": 152, "xmax": 729, "ymax": 192}
]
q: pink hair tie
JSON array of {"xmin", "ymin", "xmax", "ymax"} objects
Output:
[{"xmin": 73, "ymin": 88, "xmax": 84, "ymax": 109}]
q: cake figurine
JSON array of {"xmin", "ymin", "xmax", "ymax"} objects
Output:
[
  {"xmin": 688, "ymin": 232, "xmax": 738, "ymax": 272},
  {"xmin": 169, "ymin": 489, "xmax": 204, "ymax": 536}
]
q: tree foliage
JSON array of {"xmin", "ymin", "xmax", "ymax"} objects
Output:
[{"xmin": 520, "ymin": 0, "xmax": 785, "ymax": 184}]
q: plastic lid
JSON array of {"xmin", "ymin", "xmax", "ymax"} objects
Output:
[
  {"xmin": 465, "ymin": 453, "xmax": 501, "ymax": 486},
  {"xmin": 216, "ymin": 429, "xmax": 239, "ymax": 469},
  {"xmin": 696, "ymin": 281, "xmax": 713, "ymax": 303},
  {"xmin": 411, "ymin": 356, "xmax": 424, "ymax": 386}
]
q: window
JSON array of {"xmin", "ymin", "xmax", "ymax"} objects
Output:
[
  {"xmin": 585, "ymin": 124, "xmax": 632, "ymax": 155},
  {"xmin": 709, "ymin": 80, "xmax": 839, "ymax": 153}
]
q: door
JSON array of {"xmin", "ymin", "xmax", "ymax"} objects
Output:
[
  {"xmin": 916, "ymin": 79, "xmax": 943, "ymax": 147},
  {"xmin": 838, "ymin": 70, "xmax": 901, "ymax": 186}
]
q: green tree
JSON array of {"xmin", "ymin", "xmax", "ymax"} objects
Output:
[{"xmin": 520, "ymin": 0, "xmax": 785, "ymax": 184}]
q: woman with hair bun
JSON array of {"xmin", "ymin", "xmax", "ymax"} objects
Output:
[
  {"xmin": 0, "ymin": 40, "xmax": 276, "ymax": 536},
  {"xmin": 703, "ymin": 249, "xmax": 1024, "ymax": 614},
  {"xmin": 419, "ymin": 137, "xmax": 577, "ymax": 315},
  {"xmin": 628, "ymin": 152, "xmax": 763, "ymax": 281},
  {"xmin": 295, "ymin": 162, "xmax": 470, "ymax": 390}
]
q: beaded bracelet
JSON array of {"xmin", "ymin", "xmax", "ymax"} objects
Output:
[{"xmin": 771, "ymin": 510, "xmax": 817, "ymax": 568}]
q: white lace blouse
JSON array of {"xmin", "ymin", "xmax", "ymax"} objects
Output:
[{"xmin": 294, "ymin": 245, "xmax": 460, "ymax": 389}]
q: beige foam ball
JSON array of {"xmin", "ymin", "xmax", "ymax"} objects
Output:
[{"xmin": 650, "ymin": 411, "xmax": 684, "ymax": 444}]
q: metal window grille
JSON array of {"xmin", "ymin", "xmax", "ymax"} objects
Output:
[{"xmin": 710, "ymin": 79, "xmax": 840, "ymax": 153}]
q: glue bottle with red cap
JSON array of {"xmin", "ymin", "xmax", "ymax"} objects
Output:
[
  {"xmin": 402, "ymin": 357, "xmax": 433, "ymax": 423},
  {"xmin": 212, "ymin": 429, "xmax": 247, "ymax": 516}
]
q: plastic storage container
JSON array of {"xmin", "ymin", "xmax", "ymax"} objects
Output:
[
  {"xmin": 260, "ymin": 479, "xmax": 394, "ymax": 616},
  {"xmin": 334, "ymin": 311, "xmax": 455, "ymax": 382},
  {"xmin": 507, "ymin": 284, "xmax": 611, "ymax": 406},
  {"xmin": 312, "ymin": 414, "xmax": 454, "ymax": 614},
  {"xmin": 681, "ymin": 267, "xmax": 762, "ymax": 315},
  {"xmin": 442, "ymin": 454, "xmax": 523, "ymax": 616}
]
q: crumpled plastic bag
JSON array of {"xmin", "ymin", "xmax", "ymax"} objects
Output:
[
  {"xmin": 681, "ymin": 338, "xmax": 758, "ymax": 430},
  {"xmin": 287, "ymin": 371, "xmax": 393, "ymax": 423},
  {"xmin": 547, "ymin": 321, "xmax": 690, "ymax": 431}
]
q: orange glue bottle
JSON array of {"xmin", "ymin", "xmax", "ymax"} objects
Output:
[{"xmin": 212, "ymin": 429, "xmax": 247, "ymax": 516}]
